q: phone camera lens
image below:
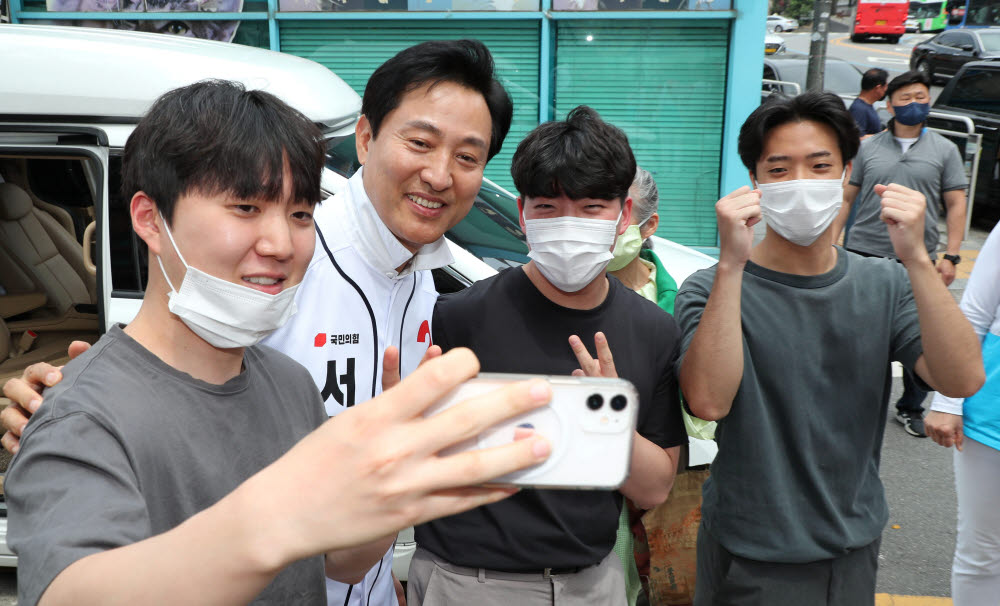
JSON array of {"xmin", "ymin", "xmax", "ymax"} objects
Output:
[
  {"xmin": 611, "ymin": 395, "xmax": 627, "ymax": 411},
  {"xmin": 587, "ymin": 394, "xmax": 604, "ymax": 410}
]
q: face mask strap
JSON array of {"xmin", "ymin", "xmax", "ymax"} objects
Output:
[
  {"xmin": 156, "ymin": 212, "xmax": 189, "ymax": 294},
  {"xmin": 158, "ymin": 212, "xmax": 190, "ymax": 269}
]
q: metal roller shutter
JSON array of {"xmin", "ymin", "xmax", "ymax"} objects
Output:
[
  {"xmin": 554, "ymin": 20, "xmax": 729, "ymax": 246},
  {"xmin": 280, "ymin": 20, "xmax": 541, "ymax": 194}
]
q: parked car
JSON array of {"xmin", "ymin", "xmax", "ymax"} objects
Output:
[
  {"xmin": 928, "ymin": 61, "xmax": 1000, "ymax": 226},
  {"xmin": 762, "ymin": 54, "xmax": 865, "ymax": 101},
  {"xmin": 767, "ymin": 13, "xmax": 799, "ymax": 32},
  {"xmin": 0, "ymin": 24, "xmax": 719, "ymax": 577},
  {"xmin": 765, "ymin": 33, "xmax": 787, "ymax": 55},
  {"xmin": 910, "ymin": 27, "xmax": 1000, "ymax": 82}
]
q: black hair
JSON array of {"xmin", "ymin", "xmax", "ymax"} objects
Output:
[
  {"xmin": 738, "ymin": 91, "xmax": 860, "ymax": 177},
  {"xmin": 511, "ymin": 106, "xmax": 636, "ymax": 203},
  {"xmin": 861, "ymin": 68, "xmax": 889, "ymax": 91},
  {"xmin": 886, "ymin": 70, "xmax": 931, "ymax": 101},
  {"xmin": 361, "ymin": 40, "xmax": 513, "ymax": 162},
  {"xmin": 122, "ymin": 79, "xmax": 326, "ymax": 224}
]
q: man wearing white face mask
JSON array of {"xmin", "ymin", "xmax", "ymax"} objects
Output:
[
  {"xmin": 675, "ymin": 91, "xmax": 983, "ymax": 606},
  {"xmin": 833, "ymin": 69, "xmax": 968, "ymax": 439},
  {"xmin": 408, "ymin": 106, "xmax": 686, "ymax": 606}
]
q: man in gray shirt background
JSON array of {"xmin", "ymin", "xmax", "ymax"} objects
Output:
[{"xmin": 833, "ymin": 69, "xmax": 968, "ymax": 438}]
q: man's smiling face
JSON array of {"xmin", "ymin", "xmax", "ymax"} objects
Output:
[{"xmin": 357, "ymin": 80, "xmax": 493, "ymax": 254}]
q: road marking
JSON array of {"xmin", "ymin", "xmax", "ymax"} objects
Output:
[
  {"xmin": 868, "ymin": 56, "xmax": 911, "ymax": 65},
  {"xmin": 875, "ymin": 595, "xmax": 952, "ymax": 605},
  {"xmin": 832, "ymin": 35, "xmax": 913, "ymax": 58}
]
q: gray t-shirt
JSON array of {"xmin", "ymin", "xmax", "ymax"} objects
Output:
[
  {"xmin": 846, "ymin": 128, "xmax": 967, "ymax": 259},
  {"xmin": 6, "ymin": 326, "xmax": 328, "ymax": 605},
  {"xmin": 674, "ymin": 248, "xmax": 923, "ymax": 563}
]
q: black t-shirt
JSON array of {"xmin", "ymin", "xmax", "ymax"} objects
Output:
[{"xmin": 415, "ymin": 267, "xmax": 686, "ymax": 571}]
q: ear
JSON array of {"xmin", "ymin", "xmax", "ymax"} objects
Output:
[
  {"xmin": 842, "ymin": 161, "xmax": 853, "ymax": 187},
  {"xmin": 640, "ymin": 213, "xmax": 659, "ymax": 240},
  {"xmin": 517, "ymin": 196, "xmax": 527, "ymax": 233},
  {"xmin": 618, "ymin": 196, "xmax": 633, "ymax": 236},
  {"xmin": 748, "ymin": 169, "xmax": 758, "ymax": 189},
  {"xmin": 886, "ymin": 103, "xmax": 896, "ymax": 117},
  {"xmin": 356, "ymin": 115, "xmax": 374, "ymax": 166},
  {"xmin": 131, "ymin": 191, "xmax": 163, "ymax": 256}
]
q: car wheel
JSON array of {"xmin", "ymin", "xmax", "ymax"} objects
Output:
[
  {"xmin": 774, "ymin": 25, "xmax": 783, "ymax": 32},
  {"xmin": 916, "ymin": 59, "xmax": 933, "ymax": 81},
  {"xmin": 890, "ymin": 35, "xmax": 901, "ymax": 44},
  {"xmin": 851, "ymin": 33, "xmax": 866, "ymax": 42}
]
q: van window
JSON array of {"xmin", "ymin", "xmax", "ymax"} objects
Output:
[
  {"xmin": 108, "ymin": 155, "xmax": 148, "ymax": 296},
  {"xmin": 948, "ymin": 67, "xmax": 1000, "ymax": 115}
]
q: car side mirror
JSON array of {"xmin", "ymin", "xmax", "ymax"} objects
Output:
[{"xmin": 959, "ymin": 43, "xmax": 974, "ymax": 51}]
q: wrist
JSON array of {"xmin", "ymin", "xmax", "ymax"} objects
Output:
[
  {"xmin": 942, "ymin": 253, "xmax": 961, "ymax": 266},
  {"xmin": 222, "ymin": 472, "xmax": 300, "ymax": 576},
  {"xmin": 901, "ymin": 252, "xmax": 934, "ymax": 271},
  {"xmin": 716, "ymin": 259, "xmax": 747, "ymax": 275}
]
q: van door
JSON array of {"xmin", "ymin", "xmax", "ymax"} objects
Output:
[{"xmin": 0, "ymin": 125, "xmax": 109, "ymax": 384}]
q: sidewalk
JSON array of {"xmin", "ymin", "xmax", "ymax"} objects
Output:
[{"xmin": 945, "ymin": 222, "xmax": 988, "ymax": 303}]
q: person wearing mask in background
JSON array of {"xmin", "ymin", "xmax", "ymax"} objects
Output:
[
  {"xmin": 849, "ymin": 68, "xmax": 888, "ymax": 138},
  {"xmin": 607, "ymin": 167, "xmax": 716, "ymax": 606},
  {"xmin": 925, "ymin": 220, "xmax": 1000, "ymax": 606},
  {"xmin": 833, "ymin": 69, "xmax": 968, "ymax": 439},
  {"xmin": 0, "ymin": 39, "xmax": 514, "ymax": 606},
  {"xmin": 407, "ymin": 106, "xmax": 687, "ymax": 606},
  {"xmin": 677, "ymin": 90, "xmax": 982, "ymax": 605}
]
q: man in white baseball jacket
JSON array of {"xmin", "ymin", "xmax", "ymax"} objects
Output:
[{"xmin": 263, "ymin": 38, "xmax": 513, "ymax": 606}]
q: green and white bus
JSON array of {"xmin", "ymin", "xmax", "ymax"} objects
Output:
[{"xmin": 909, "ymin": 0, "xmax": 949, "ymax": 31}]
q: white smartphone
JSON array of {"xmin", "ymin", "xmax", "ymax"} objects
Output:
[{"xmin": 424, "ymin": 373, "xmax": 639, "ymax": 490}]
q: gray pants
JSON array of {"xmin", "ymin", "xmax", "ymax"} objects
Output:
[
  {"xmin": 407, "ymin": 547, "xmax": 626, "ymax": 606},
  {"xmin": 694, "ymin": 523, "xmax": 880, "ymax": 606}
]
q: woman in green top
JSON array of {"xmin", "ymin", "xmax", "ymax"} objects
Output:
[{"xmin": 608, "ymin": 167, "xmax": 678, "ymax": 313}]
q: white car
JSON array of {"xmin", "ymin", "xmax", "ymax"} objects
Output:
[
  {"xmin": 0, "ymin": 24, "xmax": 718, "ymax": 578},
  {"xmin": 765, "ymin": 33, "xmax": 787, "ymax": 54},
  {"xmin": 767, "ymin": 14, "xmax": 799, "ymax": 33}
]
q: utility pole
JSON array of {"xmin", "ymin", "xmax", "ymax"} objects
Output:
[{"xmin": 806, "ymin": 0, "xmax": 834, "ymax": 92}]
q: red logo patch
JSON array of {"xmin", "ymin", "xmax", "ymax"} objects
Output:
[
  {"xmin": 417, "ymin": 320, "xmax": 431, "ymax": 344},
  {"xmin": 314, "ymin": 333, "xmax": 326, "ymax": 348}
]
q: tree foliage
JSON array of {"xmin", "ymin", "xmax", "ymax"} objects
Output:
[{"xmin": 770, "ymin": 0, "xmax": 815, "ymax": 22}]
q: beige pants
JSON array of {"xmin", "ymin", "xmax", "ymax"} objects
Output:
[{"xmin": 407, "ymin": 547, "xmax": 626, "ymax": 606}]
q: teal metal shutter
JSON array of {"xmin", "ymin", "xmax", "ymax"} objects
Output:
[
  {"xmin": 554, "ymin": 21, "xmax": 729, "ymax": 247},
  {"xmin": 280, "ymin": 21, "xmax": 540, "ymax": 194}
]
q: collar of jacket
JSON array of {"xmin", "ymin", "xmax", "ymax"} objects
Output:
[{"xmin": 342, "ymin": 168, "xmax": 454, "ymax": 279}]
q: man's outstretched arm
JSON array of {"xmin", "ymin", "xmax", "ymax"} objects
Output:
[
  {"xmin": 877, "ymin": 183, "xmax": 983, "ymax": 397},
  {"xmin": 19, "ymin": 349, "xmax": 552, "ymax": 606}
]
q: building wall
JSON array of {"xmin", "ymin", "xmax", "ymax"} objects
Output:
[{"xmin": 11, "ymin": 0, "xmax": 767, "ymax": 248}]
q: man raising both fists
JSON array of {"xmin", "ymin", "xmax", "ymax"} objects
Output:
[{"xmin": 674, "ymin": 91, "xmax": 983, "ymax": 606}]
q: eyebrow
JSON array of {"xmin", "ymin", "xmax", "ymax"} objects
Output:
[
  {"xmin": 403, "ymin": 120, "xmax": 489, "ymax": 151},
  {"xmin": 763, "ymin": 150, "xmax": 833, "ymax": 163}
]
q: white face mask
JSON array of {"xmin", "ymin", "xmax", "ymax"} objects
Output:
[
  {"xmin": 757, "ymin": 178, "xmax": 844, "ymax": 247},
  {"xmin": 156, "ymin": 215, "xmax": 300, "ymax": 349},
  {"xmin": 524, "ymin": 213, "xmax": 621, "ymax": 293}
]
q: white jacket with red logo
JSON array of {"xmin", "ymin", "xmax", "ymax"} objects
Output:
[{"xmin": 263, "ymin": 168, "xmax": 449, "ymax": 606}]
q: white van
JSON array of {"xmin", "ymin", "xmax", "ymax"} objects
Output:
[{"xmin": 0, "ymin": 23, "xmax": 717, "ymax": 575}]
